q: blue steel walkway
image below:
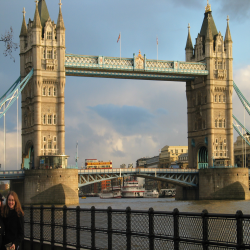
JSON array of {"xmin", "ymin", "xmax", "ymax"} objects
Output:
[
  {"xmin": 78, "ymin": 168, "xmax": 199, "ymax": 188},
  {"xmin": 0, "ymin": 170, "xmax": 25, "ymax": 180}
]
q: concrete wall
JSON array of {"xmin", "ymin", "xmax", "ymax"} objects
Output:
[
  {"xmin": 24, "ymin": 169, "xmax": 79, "ymax": 205},
  {"xmin": 175, "ymin": 186, "xmax": 199, "ymax": 200},
  {"xmin": 199, "ymin": 168, "xmax": 250, "ymax": 200}
]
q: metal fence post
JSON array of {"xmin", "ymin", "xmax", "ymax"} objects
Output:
[
  {"xmin": 236, "ymin": 210, "xmax": 244, "ymax": 250},
  {"xmin": 201, "ymin": 209, "xmax": 208, "ymax": 250},
  {"xmin": 91, "ymin": 206, "xmax": 96, "ymax": 249},
  {"xmin": 63, "ymin": 205, "xmax": 67, "ymax": 250},
  {"xmin": 30, "ymin": 205, "xmax": 33, "ymax": 250},
  {"xmin": 126, "ymin": 207, "xmax": 132, "ymax": 250},
  {"xmin": 76, "ymin": 206, "xmax": 81, "ymax": 250},
  {"xmin": 148, "ymin": 207, "xmax": 154, "ymax": 250},
  {"xmin": 173, "ymin": 208, "xmax": 179, "ymax": 250},
  {"xmin": 51, "ymin": 205, "xmax": 55, "ymax": 250},
  {"xmin": 40, "ymin": 205, "xmax": 44, "ymax": 250},
  {"xmin": 107, "ymin": 206, "xmax": 112, "ymax": 250}
]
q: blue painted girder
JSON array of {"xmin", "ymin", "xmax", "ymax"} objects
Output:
[{"xmin": 78, "ymin": 168, "xmax": 199, "ymax": 188}]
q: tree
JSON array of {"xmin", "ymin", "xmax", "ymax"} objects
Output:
[{"xmin": 0, "ymin": 27, "xmax": 18, "ymax": 62}]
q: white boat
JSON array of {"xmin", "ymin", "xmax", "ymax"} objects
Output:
[
  {"xmin": 121, "ymin": 181, "xmax": 145, "ymax": 198},
  {"xmin": 143, "ymin": 189, "xmax": 159, "ymax": 198},
  {"xmin": 99, "ymin": 188, "xmax": 122, "ymax": 199}
]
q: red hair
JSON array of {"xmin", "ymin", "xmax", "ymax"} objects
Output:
[{"xmin": 3, "ymin": 191, "xmax": 24, "ymax": 217}]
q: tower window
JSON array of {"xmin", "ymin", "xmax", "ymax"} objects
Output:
[
  {"xmin": 43, "ymin": 136, "xmax": 46, "ymax": 142},
  {"xmin": 54, "ymin": 136, "xmax": 57, "ymax": 142},
  {"xmin": 224, "ymin": 119, "xmax": 226, "ymax": 128},
  {"xmin": 47, "ymin": 32, "xmax": 52, "ymax": 40},
  {"xmin": 224, "ymin": 139, "xmax": 226, "ymax": 144},
  {"xmin": 218, "ymin": 61, "xmax": 223, "ymax": 69},
  {"xmin": 223, "ymin": 95, "xmax": 226, "ymax": 102},
  {"xmin": 53, "ymin": 87, "xmax": 57, "ymax": 96},
  {"xmin": 54, "ymin": 115, "xmax": 57, "ymax": 124},
  {"xmin": 43, "ymin": 115, "xmax": 46, "ymax": 124},
  {"xmin": 219, "ymin": 95, "xmax": 221, "ymax": 102},
  {"xmin": 48, "ymin": 141, "xmax": 52, "ymax": 149},
  {"xmin": 215, "ymin": 138, "xmax": 218, "ymax": 144},
  {"xmin": 214, "ymin": 95, "xmax": 217, "ymax": 102},
  {"xmin": 54, "ymin": 50, "xmax": 57, "ymax": 59},
  {"xmin": 44, "ymin": 145, "xmax": 46, "ymax": 150},
  {"xmin": 47, "ymin": 50, "xmax": 52, "ymax": 59},
  {"xmin": 215, "ymin": 120, "xmax": 217, "ymax": 128},
  {"xmin": 43, "ymin": 49, "xmax": 46, "ymax": 59},
  {"xmin": 48, "ymin": 115, "xmax": 52, "ymax": 124},
  {"xmin": 219, "ymin": 120, "xmax": 222, "ymax": 128},
  {"xmin": 42, "ymin": 87, "xmax": 46, "ymax": 96},
  {"xmin": 48, "ymin": 88, "xmax": 52, "ymax": 96}
]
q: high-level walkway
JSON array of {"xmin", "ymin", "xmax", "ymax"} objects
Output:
[
  {"xmin": 65, "ymin": 53, "xmax": 208, "ymax": 81},
  {"xmin": 78, "ymin": 168, "xmax": 199, "ymax": 188}
]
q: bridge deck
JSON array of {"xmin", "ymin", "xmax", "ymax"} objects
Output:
[{"xmin": 65, "ymin": 54, "xmax": 208, "ymax": 82}]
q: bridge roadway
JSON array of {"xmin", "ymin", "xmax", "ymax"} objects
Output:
[
  {"xmin": 78, "ymin": 168, "xmax": 199, "ymax": 188},
  {"xmin": 0, "ymin": 170, "xmax": 25, "ymax": 180}
]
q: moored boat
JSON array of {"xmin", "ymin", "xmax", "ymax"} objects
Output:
[
  {"xmin": 143, "ymin": 189, "xmax": 159, "ymax": 198},
  {"xmin": 121, "ymin": 180, "xmax": 145, "ymax": 198},
  {"xmin": 99, "ymin": 189, "xmax": 122, "ymax": 199}
]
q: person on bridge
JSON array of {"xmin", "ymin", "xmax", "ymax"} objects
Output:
[{"xmin": 2, "ymin": 192, "xmax": 24, "ymax": 250}]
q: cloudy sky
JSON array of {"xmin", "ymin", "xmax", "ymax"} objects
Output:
[{"xmin": 0, "ymin": 0, "xmax": 250, "ymax": 170}]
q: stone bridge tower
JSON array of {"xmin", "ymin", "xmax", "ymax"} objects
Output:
[
  {"xmin": 20, "ymin": 0, "xmax": 66, "ymax": 169},
  {"xmin": 185, "ymin": 2, "xmax": 233, "ymax": 169}
]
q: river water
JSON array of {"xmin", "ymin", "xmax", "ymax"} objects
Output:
[{"xmin": 76, "ymin": 197, "xmax": 250, "ymax": 214}]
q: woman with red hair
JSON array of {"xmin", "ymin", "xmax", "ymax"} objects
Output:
[{"xmin": 3, "ymin": 191, "xmax": 24, "ymax": 250}]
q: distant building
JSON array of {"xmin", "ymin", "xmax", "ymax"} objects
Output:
[
  {"xmin": 234, "ymin": 135, "xmax": 250, "ymax": 168},
  {"xmin": 159, "ymin": 145, "xmax": 188, "ymax": 168},
  {"xmin": 176, "ymin": 153, "xmax": 189, "ymax": 169},
  {"xmin": 136, "ymin": 157, "xmax": 150, "ymax": 168}
]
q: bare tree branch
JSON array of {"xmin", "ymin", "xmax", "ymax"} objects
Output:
[{"xmin": 0, "ymin": 27, "xmax": 19, "ymax": 62}]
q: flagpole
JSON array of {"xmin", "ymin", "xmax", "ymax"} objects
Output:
[
  {"xmin": 157, "ymin": 36, "xmax": 158, "ymax": 63},
  {"xmin": 120, "ymin": 32, "xmax": 121, "ymax": 60}
]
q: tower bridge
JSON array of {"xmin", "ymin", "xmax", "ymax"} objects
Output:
[{"xmin": 1, "ymin": 0, "xmax": 250, "ymax": 204}]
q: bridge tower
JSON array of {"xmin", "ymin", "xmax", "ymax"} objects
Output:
[
  {"xmin": 20, "ymin": 0, "xmax": 66, "ymax": 169},
  {"xmin": 185, "ymin": 2, "xmax": 233, "ymax": 169}
]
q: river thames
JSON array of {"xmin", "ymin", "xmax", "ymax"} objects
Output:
[{"xmin": 76, "ymin": 197, "xmax": 250, "ymax": 214}]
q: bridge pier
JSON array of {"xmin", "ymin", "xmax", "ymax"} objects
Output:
[
  {"xmin": 23, "ymin": 169, "xmax": 79, "ymax": 205},
  {"xmin": 176, "ymin": 168, "xmax": 250, "ymax": 200}
]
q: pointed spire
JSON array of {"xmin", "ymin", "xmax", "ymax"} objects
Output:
[
  {"xmin": 185, "ymin": 23, "xmax": 193, "ymax": 50},
  {"xmin": 57, "ymin": 0, "xmax": 65, "ymax": 30},
  {"xmin": 38, "ymin": 0, "xmax": 50, "ymax": 28},
  {"xmin": 20, "ymin": 7, "xmax": 28, "ymax": 36},
  {"xmin": 33, "ymin": 0, "xmax": 42, "ymax": 28},
  {"xmin": 225, "ymin": 15, "xmax": 232, "ymax": 42},
  {"xmin": 206, "ymin": 14, "xmax": 213, "ymax": 42}
]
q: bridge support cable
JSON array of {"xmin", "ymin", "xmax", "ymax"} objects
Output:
[
  {"xmin": 233, "ymin": 81, "xmax": 250, "ymax": 149},
  {"xmin": 0, "ymin": 69, "xmax": 34, "ymax": 119}
]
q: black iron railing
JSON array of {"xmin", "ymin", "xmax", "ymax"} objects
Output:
[{"xmin": 23, "ymin": 205, "xmax": 250, "ymax": 249}]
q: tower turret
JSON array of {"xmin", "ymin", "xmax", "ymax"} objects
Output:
[
  {"xmin": 185, "ymin": 23, "xmax": 193, "ymax": 61},
  {"xmin": 20, "ymin": 8, "xmax": 27, "ymax": 77}
]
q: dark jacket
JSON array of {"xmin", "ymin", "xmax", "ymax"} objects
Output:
[
  {"xmin": 0, "ymin": 215, "xmax": 5, "ymax": 250},
  {"xmin": 3, "ymin": 209, "xmax": 24, "ymax": 249}
]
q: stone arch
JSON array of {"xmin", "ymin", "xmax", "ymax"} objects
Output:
[
  {"xmin": 197, "ymin": 146, "xmax": 208, "ymax": 169},
  {"xmin": 23, "ymin": 140, "xmax": 34, "ymax": 170}
]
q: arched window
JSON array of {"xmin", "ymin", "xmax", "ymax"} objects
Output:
[
  {"xmin": 48, "ymin": 115, "xmax": 52, "ymax": 124},
  {"xmin": 219, "ymin": 95, "xmax": 221, "ymax": 102},
  {"xmin": 53, "ymin": 87, "xmax": 57, "ymax": 96},
  {"xmin": 48, "ymin": 88, "xmax": 51, "ymax": 96},
  {"xmin": 223, "ymin": 119, "xmax": 226, "ymax": 128},
  {"xmin": 42, "ymin": 87, "xmax": 46, "ymax": 96},
  {"xmin": 43, "ymin": 115, "xmax": 46, "ymax": 124},
  {"xmin": 214, "ymin": 95, "xmax": 217, "ymax": 102},
  {"xmin": 54, "ymin": 115, "xmax": 57, "ymax": 124},
  {"xmin": 219, "ymin": 120, "xmax": 222, "ymax": 128},
  {"xmin": 215, "ymin": 120, "xmax": 217, "ymax": 128},
  {"xmin": 198, "ymin": 92, "xmax": 201, "ymax": 105},
  {"xmin": 203, "ymin": 120, "xmax": 206, "ymax": 129},
  {"xmin": 223, "ymin": 95, "xmax": 226, "ymax": 102}
]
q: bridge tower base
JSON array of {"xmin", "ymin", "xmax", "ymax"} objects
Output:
[
  {"xmin": 176, "ymin": 168, "xmax": 250, "ymax": 200},
  {"xmin": 23, "ymin": 169, "xmax": 79, "ymax": 205}
]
